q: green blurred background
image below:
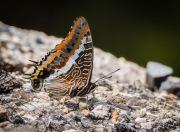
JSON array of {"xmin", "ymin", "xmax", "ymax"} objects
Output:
[{"xmin": 0, "ymin": 0, "xmax": 180, "ymax": 76}]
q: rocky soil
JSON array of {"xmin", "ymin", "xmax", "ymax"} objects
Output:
[{"xmin": 0, "ymin": 21, "xmax": 180, "ymax": 132}]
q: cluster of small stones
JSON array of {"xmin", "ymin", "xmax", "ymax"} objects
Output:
[
  {"xmin": 0, "ymin": 80, "xmax": 180, "ymax": 131},
  {"xmin": 0, "ymin": 69, "xmax": 22, "ymax": 92},
  {"xmin": 0, "ymin": 21, "xmax": 180, "ymax": 131}
]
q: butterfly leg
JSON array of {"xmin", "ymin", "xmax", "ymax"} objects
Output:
[
  {"xmin": 91, "ymin": 89, "xmax": 95, "ymax": 98},
  {"xmin": 60, "ymin": 95, "xmax": 67, "ymax": 109},
  {"xmin": 78, "ymin": 96, "xmax": 89, "ymax": 111},
  {"xmin": 86, "ymin": 95, "xmax": 89, "ymax": 111}
]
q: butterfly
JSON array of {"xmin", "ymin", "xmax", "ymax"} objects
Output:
[
  {"xmin": 26, "ymin": 16, "xmax": 119, "ymax": 98},
  {"xmin": 25, "ymin": 16, "xmax": 97, "ymax": 98}
]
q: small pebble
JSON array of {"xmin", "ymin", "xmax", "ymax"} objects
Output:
[
  {"xmin": 81, "ymin": 109, "xmax": 89, "ymax": 116},
  {"xmin": 0, "ymin": 121, "xmax": 10, "ymax": 127},
  {"xmin": 110, "ymin": 109, "xmax": 119, "ymax": 123},
  {"xmin": 62, "ymin": 108, "xmax": 69, "ymax": 114},
  {"xmin": 140, "ymin": 122, "xmax": 154, "ymax": 130},
  {"xmin": 135, "ymin": 117, "xmax": 147, "ymax": 123},
  {"xmin": 140, "ymin": 108, "xmax": 146, "ymax": 117}
]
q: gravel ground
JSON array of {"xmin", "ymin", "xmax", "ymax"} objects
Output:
[{"xmin": 0, "ymin": 21, "xmax": 180, "ymax": 132}]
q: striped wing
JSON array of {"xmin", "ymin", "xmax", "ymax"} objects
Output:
[{"xmin": 42, "ymin": 17, "xmax": 94, "ymax": 97}]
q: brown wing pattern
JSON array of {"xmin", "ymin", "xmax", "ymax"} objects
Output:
[{"xmin": 29, "ymin": 16, "xmax": 94, "ymax": 97}]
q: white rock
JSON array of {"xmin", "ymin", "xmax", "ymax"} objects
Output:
[
  {"xmin": 30, "ymin": 102, "xmax": 51, "ymax": 108},
  {"xmin": 94, "ymin": 105, "xmax": 103, "ymax": 110},
  {"xmin": 130, "ymin": 112, "xmax": 137, "ymax": 119},
  {"xmin": 147, "ymin": 61, "xmax": 173, "ymax": 78},
  {"xmin": 140, "ymin": 122, "xmax": 154, "ymax": 130},
  {"xmin": 20, "ymin": 104, "xmax": 35, "ymax": 111},
  {"xmin": 22, "ymin": 114, "xmax": 37, "ymax": 121},
  {"xmin": 140, "ymin": 108, "xmax": 147, "ymax": 117},
  {"xmin": 135, "ymin": 117, "xmax": 147, "ymax": 123},
  {"xmin": 90, "ymin": 110, "xmax": 108, "ymax": 119},
  {"xmin": 90, "ymin": 105, "xmax": 109, "ymax": 119},
  {"xmin": 93, "ymin": 126, "xmax": 105, "ymax": 132}
]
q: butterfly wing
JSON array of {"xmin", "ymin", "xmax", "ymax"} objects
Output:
[
  {"xmin": 43, "ymin": 50, "xmax": 81, "ymax": 97},
  {"xmin": 54, "ymin": 16, "xmax": 93, "ymax": 85},
  {"xmin": 35, "ymin": 16, "xmax": 94, "ymax": 97}
]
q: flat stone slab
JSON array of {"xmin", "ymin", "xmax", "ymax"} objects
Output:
[
  {"xmin": 146, "ymin": 61, "xmax": 173, "ymax": 87},
  {"xmin": 147, "ymin": 61, "xmax": 173, "ymax": 78}
]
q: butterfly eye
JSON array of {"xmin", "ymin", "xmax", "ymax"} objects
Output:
[
  {"xmin": 31, "ymin": 79, "xmax": 43, "ymax": 91},
  {"xmin": 38, "ymin": 69, "xmax": 50, "ymax": 79}
]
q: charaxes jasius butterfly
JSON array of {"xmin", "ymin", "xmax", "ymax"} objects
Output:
[{"xmin": 26, "ymin": 16, "xmax": 119, "ymax": 98}]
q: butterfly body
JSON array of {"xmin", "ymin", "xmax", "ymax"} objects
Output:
[{"xmin": 29, "ymin": 17, "xmax": 97, "ymax": 97}]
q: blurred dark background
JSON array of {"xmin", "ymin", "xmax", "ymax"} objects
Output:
[{"xmin": 0, "ymin": 0, "xmax": 180, "ymax": 76}]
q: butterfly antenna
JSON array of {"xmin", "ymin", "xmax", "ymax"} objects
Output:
[
  {"xmin": 28, "ymin": 64, "xmax": 36, "ymax": 67},
  {"xmin": 29, "ymin": 60, "xmax": 39, "ymax": 65},
  {"xmin": 94, "ymin": 68, "xmax": 120, "ymax": 83},
  {"xmin": 95, "ymin": 75, "xmax": 112, "ymax": 83}
]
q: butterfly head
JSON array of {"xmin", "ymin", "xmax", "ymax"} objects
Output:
[
  {"xmin": 31, "ymin": 78, "xmax": 43, "ymax": 91},
  {"xmin": 25, "ymin": 61, "xmax": 50, "ymax": 91},
  {"xmin": 30, "ymin": 69, "xmax": 50, "ymax": 91}
]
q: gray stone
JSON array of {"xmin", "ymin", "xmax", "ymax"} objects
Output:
[
  {"xmin": 89, "ymin": 105, "xmax": 109, "ymax": 119},
  {"xmin": 135, "ymin": 117, "xmax": 147, "ymax": 123},
  {"xmin": 160, "ymin": 76, "xmax": 180, "ymax": 97},
  {"xmin": 80, "ymin": 117, "xmax": 94, "ymax": 128},
  {"xmin": 22, "ymin": 114, "xmax": 37, "ymax": 121},
  {"xmin": 140, "ymin": 122, "xmax": 154, "ymax": 130},
  {"xmin": 20, "ymin": 104, "xmax": 35, "ymax": 111},
  {"xmin": 114, "ymin": 123, "xmax": 137, "ymax": 132},
  {"xmin": 146, "ymin": 61, "xmax": 173, "ymax": 87},
  {"xmin": 130, "ymin": 112, "xmax": 137, "ymax": 119},
  {"xmin": 93, "ymin": 127, "xmax": 105, "ymax": 132},
  {"xmin": 139, "ymin": 108, "xmax": 146, "ymax": 117}
]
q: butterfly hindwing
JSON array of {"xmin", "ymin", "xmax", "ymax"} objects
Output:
[{"xmin": 41, "ymin": 16, "xmax": 94, "ymax": 97}]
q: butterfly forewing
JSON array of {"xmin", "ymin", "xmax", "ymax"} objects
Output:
[{"xmin": 29, "ymin": 16, "xmax": 95, "ymax": 97}]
